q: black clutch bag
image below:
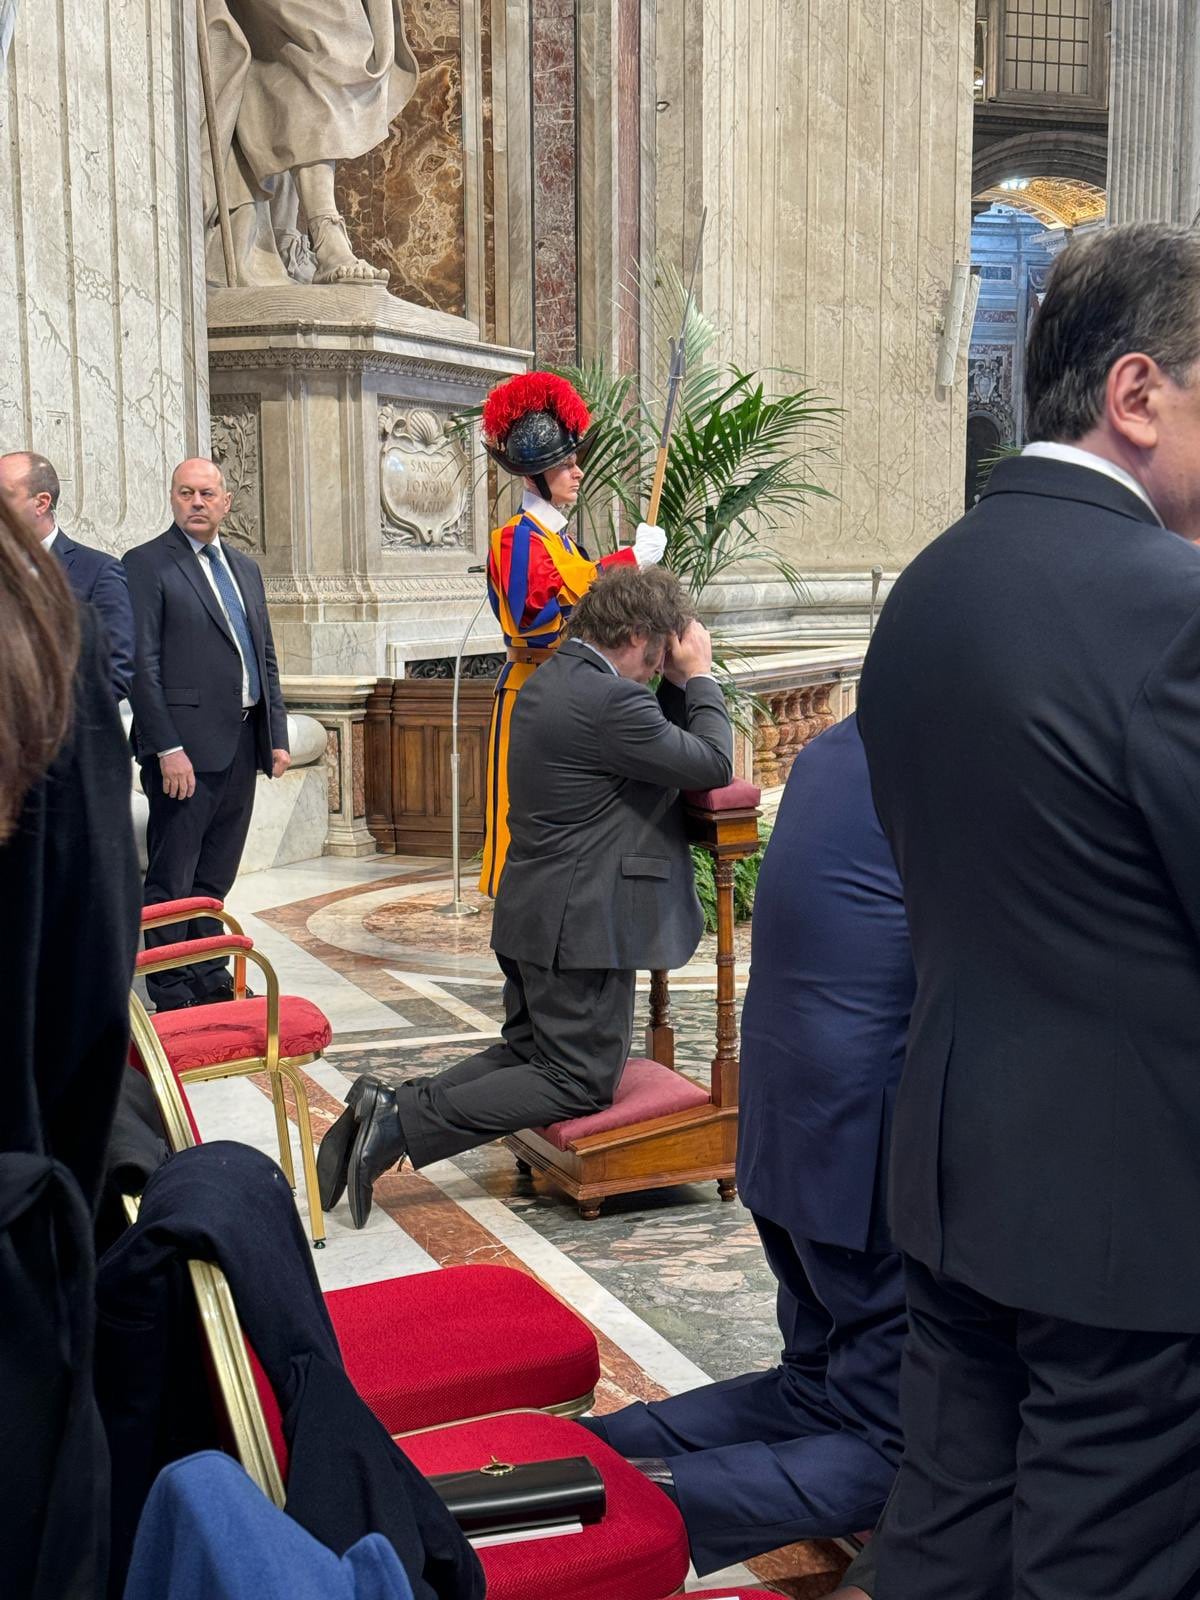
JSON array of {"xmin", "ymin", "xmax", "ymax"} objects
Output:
[{"xmin": 427, "ymin": 1455, "xmax": 607, "ymax": 1538}]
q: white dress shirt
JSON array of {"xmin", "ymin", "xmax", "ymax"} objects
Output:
[
  {"xmin": 1021, "ymin": 442, "xmax": 1162, "ymax": 524},
  {"xmin": 41, "ymin": 521, "xmax": 59, "ymax": 552}
]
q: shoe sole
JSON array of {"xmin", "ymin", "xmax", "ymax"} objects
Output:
[{"xmin": 347, "ymin": 1081, "xmax": 384, "ymax": 1231}]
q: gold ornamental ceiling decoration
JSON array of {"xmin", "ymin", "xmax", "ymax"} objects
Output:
[{"xmin": 973, "ymin": 177, "xmax": 1108, "ymax": 229}]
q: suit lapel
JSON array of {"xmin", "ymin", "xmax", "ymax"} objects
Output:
[
  {"xmin": 167, "ymin": 525, "xmax": 237, "ymax": 650},
  {"xmin": 53, "ymin": 531, "xmax": 78, "ymax": 570}
]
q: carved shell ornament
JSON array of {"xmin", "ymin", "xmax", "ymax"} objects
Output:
[{"xmin": 379, "ymin": 406, "xmax": 469, "ymax": 549}]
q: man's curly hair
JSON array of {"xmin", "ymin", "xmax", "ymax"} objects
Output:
[{"xmin": 567, "ymin": 564, "xmax": 695, "ymax": 650}]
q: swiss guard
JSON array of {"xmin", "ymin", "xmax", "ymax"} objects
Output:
[{"xmin": 478, "ymin": 371, "xmax": 667, "ymax": 895}]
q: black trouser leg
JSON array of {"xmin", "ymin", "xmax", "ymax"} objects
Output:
[
  {"xmin": 877, "ymin": 1258, "xmax": 1200, "ymax": 1600},
  {"xmin": 141, "ymin": 721, "xmax": 257, "ymax": 1008},
  {"xmin": 393, "ymin": 958, "xmax": 635, "ymax": 1167}
]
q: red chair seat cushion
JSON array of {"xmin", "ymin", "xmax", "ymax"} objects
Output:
[
  {"xmin": 532, "ymin": 1057, "xmax": 710, "ymax": 1151},
  {"xmin": 399, "ymin": 1411, "xmax": 689, "ymax": 1600},
  {"xmin": 151, "ymin": 996, "xmax": 333, "ymax": 1072},
  {"xmin": 326, "ymin": 1265, "xmax": 600, "ymax": 1434}
]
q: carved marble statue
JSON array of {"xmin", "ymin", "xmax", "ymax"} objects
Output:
[{"xmin": 199, "ymin": 0, "xmax": 417, "ymax": 287}]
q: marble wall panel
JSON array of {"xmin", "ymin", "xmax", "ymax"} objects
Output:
[
  {"xmin": 531, "ymin": 0, "xmax": 579, "ymax": 366},
  {"xmin": 338, "ymin": 1, "xmax": 467, "ymax": 318},
  {"xmin": 0, "ymin": 0, "xmax": 208, "ymax": 552},
  {"xmin": 653, "ymin": 0, "xmax": 974, "ymax": 573}
]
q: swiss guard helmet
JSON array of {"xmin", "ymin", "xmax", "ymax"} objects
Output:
[{"xmin": 481, "ymin": 372, "xmax": 598, "ymax": 501}]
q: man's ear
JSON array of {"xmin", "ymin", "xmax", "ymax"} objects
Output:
[{"xmin": 1107, "ymin": 352, "xmax": 1165, "ymax": 452}]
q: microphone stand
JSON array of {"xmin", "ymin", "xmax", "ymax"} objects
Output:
[{"xmin": 439, "ymin": 566, "xmax": 489, "ymax": 918}]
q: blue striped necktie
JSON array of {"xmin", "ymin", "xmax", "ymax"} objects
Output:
[{"xmin": 202, "ymin": 544, "xmax": 262, "ymax": 704}]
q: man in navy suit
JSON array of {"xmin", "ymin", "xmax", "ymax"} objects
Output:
[
  {"xmin": 0, "ymin": 451, "xmax": 135, "ymax": 699},
  {"xmin": 124, "ymin": 459, "xmax": 289, "ymax": 1010},
  {"xmin": 584, "ymin": 714, "xmax": 914, "ymax": 1577}
]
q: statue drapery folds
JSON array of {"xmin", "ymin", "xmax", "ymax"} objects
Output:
[{"xmin": 199, "ymin": 0, "xmax": 418, "ymax": 287}]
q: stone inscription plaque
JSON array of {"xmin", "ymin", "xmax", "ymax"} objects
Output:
[{"xmin": 378, "ymin": 403, "xmax": 469, "ymax": 550}]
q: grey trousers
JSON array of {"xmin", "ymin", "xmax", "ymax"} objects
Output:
[{"xmin": 394, "ymin": 954, "xmax": 635, "ymax": 1168}]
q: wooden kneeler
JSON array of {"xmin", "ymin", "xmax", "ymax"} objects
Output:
[{"xmin": 505, "ymin": 781, "xmax": 762, "ymax": 1219}]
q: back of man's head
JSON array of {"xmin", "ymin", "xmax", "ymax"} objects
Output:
[
  {"xmin": 1026, "ymin": 224, "xmax": 1200, "ymax": 444},
  {"xmin": 567, "ymin": 564, "xmax": 695, "ymax": 651},
  {"xmin": 0, "ymin": 450, "xmax": 60, "ymax": 510}
]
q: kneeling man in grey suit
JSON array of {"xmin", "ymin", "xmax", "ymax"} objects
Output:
[{"xmin": 318, "ymin": 565, "xmax": 733, "ymax": 1227}]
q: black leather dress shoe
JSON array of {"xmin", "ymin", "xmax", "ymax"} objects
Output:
[
  {"xmin": 347, "ymin": 1079, "xmax": 408, "ymax": 1230},
  {"xmin": 315, "ymin": 1076, "xmax": 378, "ymax": 1211}
]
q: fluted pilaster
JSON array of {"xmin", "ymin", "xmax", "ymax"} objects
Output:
[{"xmin": 1108, "ymin": 0, "xmax": 1200, "ymax": 224}]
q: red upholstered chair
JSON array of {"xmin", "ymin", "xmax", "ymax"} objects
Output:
[
  {"xmin": 507, "ymin": 781, "xmax": 762, "ymax": 1218},
  {"xmin": 130, "ymin": 1001, "xmax": 602, "ymax": 1431},
  {"xmin": 135, "ymin": 906, "xmax": 333, "ymax": 1244},
  {"xmin": 124, "ymin": 1028, "xmax": 686, "ymax": 1597},
  {"xmin": 398, "ymin": 1410, "xmax": 690, "ymax": 1600}
]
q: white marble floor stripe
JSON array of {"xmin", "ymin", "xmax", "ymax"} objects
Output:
[
  {"xmin": 229, "ymin": 906, "xmax": 409, "ymax": 1035},
  {"xmin": 184, "ymin": 1073, "xmax": 438, "ymax": 1290},
  {"xmin": 384, "ymin": 970, "xmax": 499, "ymax": 1034},
  {"xmin": 325, "ymin": 1028, "xmax": 501, "ymax": 1055}
]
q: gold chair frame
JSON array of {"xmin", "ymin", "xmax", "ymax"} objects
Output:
[
  {"xmin": 124, "ymin": 1006, "xmax": 288, "ymax": 1505},
  {"xmin": 134, "ymin": 934, "xmax": 327, "ymax": 1245}
]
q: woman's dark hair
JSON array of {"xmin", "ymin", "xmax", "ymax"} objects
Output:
[
  {"xmin": 0, "ymin": 495, "xmax": 79, "ymax": 842},
  {"xmin": 1026, "ymin": 223, "xmax": 1200, "ymax": 443},
  {"xmin": 567, "ymin": 564, "xmax": 696, "ymax": 649}
]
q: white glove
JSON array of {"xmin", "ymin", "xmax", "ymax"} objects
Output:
[{"xmin": 632, "ymin": 522, "xmax": 667, "ymax": 567}]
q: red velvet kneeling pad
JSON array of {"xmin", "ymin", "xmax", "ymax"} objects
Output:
[{"xmin": 533, "ymin": 1057, "xmax": 709, "ymax": 1150}]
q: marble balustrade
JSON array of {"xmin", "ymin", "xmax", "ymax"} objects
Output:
[{"xmin": 724, "ymin": 646, "xmax": 865, "ymax": 789}]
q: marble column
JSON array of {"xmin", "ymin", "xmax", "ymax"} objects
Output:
[
  {"xmin": 1107, "ymin": 0, "xmax": 1200, "ymax": 225},
  {"xmin": 0, "ymin": 0, "xmax": 209, "ymax": 551},
  {"xmin": 652, "ymin": 0, "xmax": 975, "ymax": 577}
]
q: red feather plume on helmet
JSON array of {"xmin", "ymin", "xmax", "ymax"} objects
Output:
[{"xmin": 482, "ymin": 372, "xmax": 591, "ymax": 445}]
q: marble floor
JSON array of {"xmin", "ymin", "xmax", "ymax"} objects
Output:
[{"xmin": 182, "ymin": 850, "xmax": 852, "ymax": 1597}]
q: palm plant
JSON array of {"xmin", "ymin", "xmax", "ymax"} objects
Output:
[{"xmin": 560, "ymin": 262, "xmax": 841, "ymax": 605}]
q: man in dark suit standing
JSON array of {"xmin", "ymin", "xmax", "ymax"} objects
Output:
[
  {"xmin": 859, "ymin": 223, "xmax": 1200, "ymax": 1600},
  {"xmin": 317, "ymin": 565, "xmax": 733, "ymax": 1227},
  {"xmin": 124, "ymin": 459, "xmax": 289, "ymax": 1011},
  {"xmin": 0, "ymin": 450, "xmax": 135, "ymax": 699},
  {"xmin": 586, "ymin": 715, "xmax": 913, "ymax": 1576}
]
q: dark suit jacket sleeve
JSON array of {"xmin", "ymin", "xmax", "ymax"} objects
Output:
[
  {"xmin": 598, "ymin": 674, "xmax": 733, "ymax": 790},
  {"xmin": 122, "ymin": 550, "xmax": 180, "ymax": 756},
  {"xmin": 1126, "ymin": 610, "xmax": 1200, "ymax": 945},
  {"xmin": 92, "ymin": 556, "xmax": 136, "ymax": 700}
]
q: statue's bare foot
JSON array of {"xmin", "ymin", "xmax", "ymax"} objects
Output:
[{"xmin": 308, "ymin": 213, "xmax": 388, "ymax": 286}]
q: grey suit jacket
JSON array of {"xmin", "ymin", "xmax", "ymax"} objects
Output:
[{"xmin": 490, "ymin": 639, "xmax": 734, "ymax": 971}]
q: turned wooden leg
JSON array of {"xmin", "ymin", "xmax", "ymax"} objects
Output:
[
  {"xmin": 515, "ymin": 1158, "xmax": 533, "ymax": 1176},
  {"xmin": 717, "ymin": 1178, "xmax": 737, "ymax": 1202},
  {"xmin": 579, "ymin": 1202, "xmax": 602, "ymax": 1221}
]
